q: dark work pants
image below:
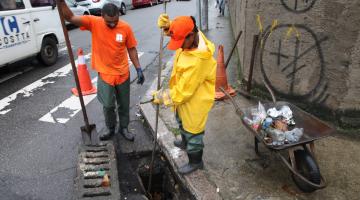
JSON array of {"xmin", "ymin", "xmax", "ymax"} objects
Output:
[
  {"xmin": 97, "ymin": 76, "xmax": 130, "ymax": 131},
  {"xmin": 176, "ymin": 113, "xmax": 204, "ymax": 153}
]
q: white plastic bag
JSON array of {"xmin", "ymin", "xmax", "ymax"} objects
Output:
[
  {"xmin": 285, "ymin": 128, "xmax": 303, "ymax": 142},
  {"xmin": 257, "ymin": 102, "xmax": 267, "ymax": 121}
]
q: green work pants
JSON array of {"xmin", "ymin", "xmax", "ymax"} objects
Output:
[
  {"xmin": 176, "ymin": 112, "xmax": 204, "ymax": 153},
  {"xmin": 97, "ymin": 76, "xmax": 130, "ymax": 130},
  {"xmin": 181, "ymin": 129, "xmax": 204, "ymax": 154}
]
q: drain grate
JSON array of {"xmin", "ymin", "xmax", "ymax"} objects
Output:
[{"xmin": 75, "ymin": 141, "xmax": 120, "ymax": 199}]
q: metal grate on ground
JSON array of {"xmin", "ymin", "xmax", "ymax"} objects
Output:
[{"xmin": 75, "ymin": 141, "xmax": 121, "ymax": 200}]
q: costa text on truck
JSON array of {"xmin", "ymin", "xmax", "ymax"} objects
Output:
[{"xmin": 0, "ymin": 0, "xmax": 65, "ymax": 67}]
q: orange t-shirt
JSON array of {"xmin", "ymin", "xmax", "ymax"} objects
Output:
[{"xmin": 80, "ymin": 16, "xmax": 137, "ymax": 85}]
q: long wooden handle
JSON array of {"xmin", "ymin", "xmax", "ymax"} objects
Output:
[{"xmin": 55, "ymin": 0, "xmax": 91, "ymax": 131}]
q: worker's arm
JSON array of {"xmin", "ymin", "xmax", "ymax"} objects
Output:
[
  {"xmin": 152, "ymin": 64, "xmax": 204, "ymax": 106},
  {"xmin": 128, "ymin": 47, "xmax": 141, "ymax": 69},
  {"xmin": 57, "ymin": 0, "xmax": 83, "ymax": 27},
  {"xmin": 128, "ymin": 47, "xmax": 145, "ymax": 85},
  {"xmin": 170, "ymin": 64, "xmax": 204, "ymax": 105}
]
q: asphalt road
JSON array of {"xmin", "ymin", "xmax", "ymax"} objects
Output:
[{"xmin": 0, "ymin": 1, "xmax": 196, "ymax": 199}]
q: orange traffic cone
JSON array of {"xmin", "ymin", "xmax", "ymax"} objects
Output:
[
  {"xmin": 215, "ymin": 45, "xmax": 236, "ymax": 100},
  {"xmin": 71, "ymin": 48, "xmax": 97, "ymax": 96}
]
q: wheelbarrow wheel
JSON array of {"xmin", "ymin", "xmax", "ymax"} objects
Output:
[{"xmin": 291, "ymin": 149, "xmax": 321, "ymax": 193}]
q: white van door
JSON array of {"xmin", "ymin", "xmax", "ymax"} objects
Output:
[
  {"xmin": 0, "ymin": 0, "xmax": 37, "ymax": 66},
  {"xmin": 28, "ymin": 0, "xmax": 64, "ymax": 66}
]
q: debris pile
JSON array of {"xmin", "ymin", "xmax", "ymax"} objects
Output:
[{"xmin": 244, "ymin": 102, "xmax": 303, "ymax": 146}]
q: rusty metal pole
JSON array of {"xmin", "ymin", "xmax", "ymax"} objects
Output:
[
  {"xmin": 197, "ymin": 0, "xmax": 202, "ymax": 30},
  {"xmin": 147, "ymin": 1, "xmax": 167, "ymax": 198},
  {"xmin": 225, "ymin": 30, "xmax": 243, "ymax": 69},
  {"xmin": 201, "ymin": 0, "xmax": 209, "ymax": 31},
  {"xmin": 55, "ymin": 0, "xmax": 96, "ymax": 145},
  {"xmin": 246, "ymin": 34, "xmax": 259, "ymax": 92}
]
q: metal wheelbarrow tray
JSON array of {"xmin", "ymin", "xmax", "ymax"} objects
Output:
[
  {"xmin": 229, "ymin": 98, "xmax": 335, "ymax": 193},
  {"xmin": 241, "ymin": 101, "xmax": 334, "ymax": 151}
]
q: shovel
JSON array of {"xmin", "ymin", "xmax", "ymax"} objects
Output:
[{"xmin": 55, "ymin": 0, "xmax": 99, "ymax": 145}]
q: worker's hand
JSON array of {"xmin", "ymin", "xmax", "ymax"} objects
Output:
[
  {"xmin": 157, "ymin": 13, "xmax": 171, "ymax": 30},
  {"xmin": 151, "ymin": 89, "xmax": 172, "ymax": 106},
  {"xmin": 136, "ymin": 67, "xmax": 145, "ymax": 85},
  {"xmin": 151, "ymin": 90, "xmax": 161, "ymax": 104}
]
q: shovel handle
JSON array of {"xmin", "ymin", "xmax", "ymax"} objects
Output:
[{"xmin": 56, "ymin": 0, "xmax": 91, "ymax": 130}]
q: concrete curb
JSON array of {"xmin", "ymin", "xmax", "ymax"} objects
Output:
[
  {"xmin": 139, "ymin": 60, "xmax": 222, "ymax": 200},
  {"xmin": 75, "ymin": 141, "xmax": 121, "ymax": 200}
]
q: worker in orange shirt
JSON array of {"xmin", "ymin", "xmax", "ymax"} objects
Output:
[{"xmin": 58, "ymin": 2, "xmax": 145, "ymax": 141}]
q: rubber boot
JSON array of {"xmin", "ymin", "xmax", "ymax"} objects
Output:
[
  {"xmin": 100, "ymin": 128, "xmax": 115, "ymax": 141},
  {"xmin": 174, "ymin": 133, "xmax": 186, "ymax": 150},
  {"xmin": 100, "ymin": 106, "xmax": 116, "ymax": 141},
  {"xmin": 178, "ymin": 151, "xmax": 204, "ymax": 175},
  {"xmin": 120, "ymin": 128, "xmax": 135, "ymax": 142}
]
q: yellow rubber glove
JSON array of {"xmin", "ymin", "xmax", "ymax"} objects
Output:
[
  {"xmin": 152, "ymin": 90, "xmax": 161, "ymax": 104},
  {"xmin": 157, "ymin": 13, "xmax": 171, "ymax": 30},
  {"xmin": 152, "ymin": 89, "xmax": 172, "ymax": 106}
]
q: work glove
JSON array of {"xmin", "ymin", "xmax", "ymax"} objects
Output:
[
  {"xmin": 157, "ymin": 13, "xmax": 171, "ymax": 30},
  {"xmin": 152, "ymin": 89, "xmax": 172, "ymax": 106},
  {"xmin": 136, "ymin": 67, "xmax": 145, "ymax": 85}
]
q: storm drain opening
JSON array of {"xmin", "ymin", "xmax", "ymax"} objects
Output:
[
  {"xmin": 76, "ymin": 142, "xmax": 120, "ymax": 199},
  {"xmin": 117, "ymin": 150, "xmax": 193, "ymax": 200}
]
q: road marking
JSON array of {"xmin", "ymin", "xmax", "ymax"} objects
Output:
[
  {"xmin": 38, "ymin": 52, "xmax": 144, "ymax": 124},
  {"xmin": 0, "ymin": 64, "xmax": 72, "ymax": 115},
  {"xmin": 0, "ymin": 53, "xmax": 91, "ymax": 115},
  {"xmin": 39, "ymin": 77, "xmax": 98, "ymax": 123},
  {"xmin": 59, "ymin": 45, "xmax": 74, "ymax": 53},
  {"xmin": 59, "ymin": 47, "xmax": 68, "ymax": 52}
]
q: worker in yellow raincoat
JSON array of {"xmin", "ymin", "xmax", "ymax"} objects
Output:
[{"xmin": 153, "ymin": 15, "xmax": 217, "ymax": 174}]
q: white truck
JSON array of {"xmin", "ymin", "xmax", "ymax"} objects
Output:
[{"xmin": 0, "ymin": 0, "xmax": 65, "ymax": 67}]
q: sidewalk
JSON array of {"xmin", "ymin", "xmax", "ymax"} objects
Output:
[{"xmin": 140, "ymin": 2, "xmax": 360, "ymax": 200}]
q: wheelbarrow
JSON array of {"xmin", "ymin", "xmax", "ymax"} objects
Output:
[{"xmin": 220, "ymin": 88, "xmax": 335, "ymax": 193}]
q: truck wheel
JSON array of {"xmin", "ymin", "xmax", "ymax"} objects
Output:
[
  {"xmin": 291, "ymin": 149, "xmax": 321, "ymax": 193},
  {"xmin": 38, "ymin": 37, "xmax": 58, "ymax": 66},
  {"xmin": 120, "ymin": 3, "xmax": 126, "ymax": 15}
]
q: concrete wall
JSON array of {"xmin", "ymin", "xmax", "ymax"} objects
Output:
[{"xmin": 228, "ymin": 0, "xmax": 360, "ymax": 128}]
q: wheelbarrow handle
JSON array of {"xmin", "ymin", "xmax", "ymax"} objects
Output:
[{"xmin": 219, "ymin": 87, "xmax": 244, "ymax": 117}]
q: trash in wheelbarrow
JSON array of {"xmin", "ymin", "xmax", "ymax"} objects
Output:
[
  {"xmin": 266, "ymin": 127, "xmax": 304, "ymax": 146},
  {"xmin": 267, "ymin": 105, "xmax": 296, "ymax": 126},
  {"xmin": 243, "ymin": 101, "xmax": 304, "ymax": 146},
  {"xmin": 243, "ymin": 102, "xmax": 267, "ymax": 131}
]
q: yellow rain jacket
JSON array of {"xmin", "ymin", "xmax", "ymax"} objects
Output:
[{"xmin": 169, "ymin": 32, "xmax": 217, "ymax": 134}]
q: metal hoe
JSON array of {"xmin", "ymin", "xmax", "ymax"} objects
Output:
[
  {"xmin": 146, "ymin": 1, "xmax": 167, "ymax": 199},
  {"xmin": 55, "ymin": 0, "xmax": 98, "ymax": 145}
]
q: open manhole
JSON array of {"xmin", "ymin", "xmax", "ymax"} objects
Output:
[{"xmin": 116, "ymin": 150, "xmax": 193, "ymax": 200}]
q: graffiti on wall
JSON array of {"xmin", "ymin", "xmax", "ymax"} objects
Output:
[
  {"xmin": 259, "ymin": 24, "xmax": 329, "ymax": 103},
  {"xmin": 280, "ymin": 0, "xmax": 317, "ymax": 13}
]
